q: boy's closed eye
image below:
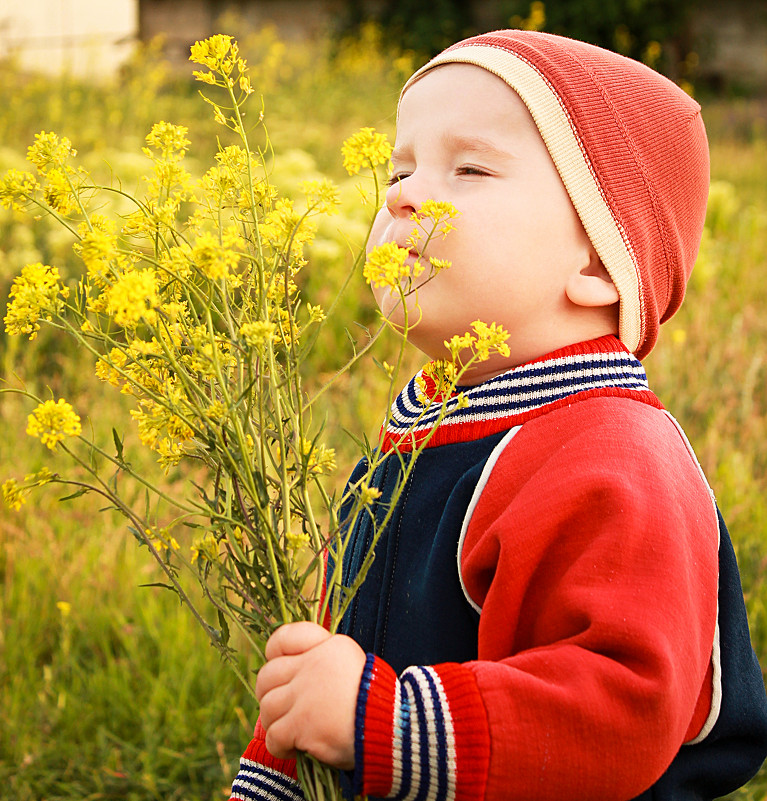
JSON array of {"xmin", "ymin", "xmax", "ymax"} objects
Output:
[
  {"xmin": 386, "ymin": 164, "xmax": 491, "ymax": 186},
  {"xmin": 456, "ymin": 164, "xmax": 492, "ymax": 178},
  {"xmin": 386, "ymin": 172, "xmax": 411, "ymax": 187}
]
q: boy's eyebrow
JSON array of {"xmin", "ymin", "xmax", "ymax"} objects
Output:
[
  {"xmin": 390, "ymin": 134, "xmax": 515, "ymax": 165},
  {"xmin": 441, "ymin": 133, "xmax": 515, "ymax": 160}
]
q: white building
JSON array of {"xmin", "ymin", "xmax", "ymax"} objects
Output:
[{"xmin": 0, "ymin": 0, "xmax": 139, "ymax": 78}]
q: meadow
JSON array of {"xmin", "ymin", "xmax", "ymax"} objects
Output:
[{"xmin": 1, "ymin": 25, "xmax": 766, "ymax": 801}]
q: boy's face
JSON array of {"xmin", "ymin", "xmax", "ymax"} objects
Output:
[{"xmin": 368, "ymin": 64, "xmax": 598, "ymax": 374}]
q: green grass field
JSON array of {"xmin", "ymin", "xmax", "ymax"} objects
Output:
[{"xmin": 1, "ymin": 28, "xmax": 766, "ymax": 801}]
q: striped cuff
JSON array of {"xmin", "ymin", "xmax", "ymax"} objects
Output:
[
  {"xmin": 230, "ymin": 725, "xmax": 303, "ymax": 801},
  {"xmin": 230, "ymin": 759, "xmax": 305, "ymax": 801},
  {"xmin": 354, "ymin": 654, "xmax": 491, "ymax": 800}
]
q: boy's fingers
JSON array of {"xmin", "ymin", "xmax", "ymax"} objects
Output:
[
  {"xmin": 255, "ymin": 654, "xmax": 297, "ymax": 701},
  {"xmin": 265, "ymin": 621, "xmax": 331, "ymax": 660},
  {"xmin": 264, "ymin": 715, "xmax": 298, "ymax": 760},
  {"xmin": 258, "ymin": 682, "xmax": 295, "ymax": 733}
]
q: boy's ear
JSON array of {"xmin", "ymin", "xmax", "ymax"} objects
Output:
[{"xmin": 565, "ymin": 251, "xmax": 620, "ymax": 308}]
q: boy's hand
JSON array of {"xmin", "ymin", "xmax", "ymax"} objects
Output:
[{"xmin": 256, "ymin": 621, "xmax": 366, "ymax": 770}]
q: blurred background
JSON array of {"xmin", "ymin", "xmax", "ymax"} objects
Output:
[
  {"xmin": 2, "ymin": 0, "xmax": 766, "ymax": 90},
  {"xmin": 1, "ymin": 2, "xmax": 766, "ymax": 800}
]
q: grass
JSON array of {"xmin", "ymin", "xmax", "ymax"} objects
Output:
[
  {"xmin": 0, "ymin": 484, "xmax": 256, "ymax": 800},
  {"xmin": 0, "ymin": 29, "xmax": 766, "ymax": 801}
]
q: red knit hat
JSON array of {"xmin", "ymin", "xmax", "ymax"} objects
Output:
[{"xmin": 401, "ymin": 30, "xmax": 710, "ymax": 359}]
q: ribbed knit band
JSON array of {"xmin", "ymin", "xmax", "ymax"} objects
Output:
[
  {"xmin": 401, "ymin": 31, "xmax": 710, "ymax": 358},
  {"xmin": 229, "ymin": 721, "xmax": 301, "ymax": 801},
  {"xmin": 355, "ymin": 655, "xmax": 491, "ymax": 800},
  {"xmin": 381, "ymin": 335, "xmax": 662, "ymax": 452},
  {"xmin": 230, "ymin": 762, "xmax": 304, "ymax": 801}
]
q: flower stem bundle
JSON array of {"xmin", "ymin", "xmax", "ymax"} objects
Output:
[{"xmin": 1, "ymin": 34, "xmax": 509, "ymax": 801}]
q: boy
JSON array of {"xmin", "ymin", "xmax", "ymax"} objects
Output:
[{"xmin": 230, "ymin": 30, "xmax": 767, "ymax": 800}]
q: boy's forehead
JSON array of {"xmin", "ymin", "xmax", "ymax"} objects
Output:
[
  {"xmin": 394, "ymin": 65, "xmax": 538, "ymax": 157},
  {"xmin": 399, "ymin": 62, "xmax": 519, "ymax": 108}
]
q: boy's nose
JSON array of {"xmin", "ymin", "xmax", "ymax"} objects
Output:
[{"xmin": 385, "ymin": 175, "xmax": 422, "ymax": 219}]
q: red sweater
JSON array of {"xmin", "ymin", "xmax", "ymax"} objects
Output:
[
  {"xmin": 357, "ymin": 396, "xmax": 719, "ymax": 800},
  {"xmin": 230, "ymin": 337, "xmax": 762, "ymax": 801}
]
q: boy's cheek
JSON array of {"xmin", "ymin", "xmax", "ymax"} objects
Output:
[
  {"xmin": 371, "ymin": 283, "xmax": 397, "ymax": 318},
  {"xmin": 366, "ymin": 205, "xmax": 392, "ymax": 255}
]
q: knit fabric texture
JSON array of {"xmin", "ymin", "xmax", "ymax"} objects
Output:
[
  {"xmin": 381, "ymin": 334, "xmax": 659, "ymax": 452},
  {"xmin": 400, "ymin": 30, "xmax": 710, "ymax": 359}
]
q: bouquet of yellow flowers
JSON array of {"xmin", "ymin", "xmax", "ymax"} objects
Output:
[{"xmin": 1, "ymin": 35, "xmax": 509, "ymax": 800}]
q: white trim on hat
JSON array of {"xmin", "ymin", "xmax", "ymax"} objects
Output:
[{"xmin": 402, "ymin": 44, "xmax": 644, "ymax": 355}]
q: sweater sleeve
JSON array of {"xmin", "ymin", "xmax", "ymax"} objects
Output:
[
  {"xmin": 354, "ymin": 398, "xmax": 720, "ymax": 801},
  {"xmin": 229, "ymin": 720, "xmax": 304, "ymax": 801}
]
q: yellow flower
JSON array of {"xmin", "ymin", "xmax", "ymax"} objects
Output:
[
  {"xmin": 445, "ymin": 333, "xmax": 475, "ymax": 361},
  {"xmin": 443, "ymin": 320, "xmax": 510, "ymax": 366},
  {"xmin": 300, "ymin": 178, "xmax": 340, "ymax": 214},
  {"xmin": 238, "ymin": 179, "xmax": 278, "ymax": 212},
  {"xmin": 205, "ymin": 401, "xmax": 226, "ymax": 422},
  {"xmin": 27, "ymin": 131, "xmax": 76, "ymax": 175},
  {"xmin": 358, "ymin": 481, "xmax": 382, "ymax": 506},
  {"xmin": 189, "ymin": 34, "xmax": 235, "ymax": 72},
  {"xmin": 240, "ymin": 320, "xmax": 277, "ymax": 349},
  {"xmin": 56, "ymin": 601, "xmax": 72, "ymax": 617},
  {"xmin": 5, "ymin": 262, "xmax": 70, "ymax": 340},
  {"xmin": 191, "ymin": 532, "xmax": 219, "ymax": 564},
  {"xmin": 286, "ymin": 528, "xmax": 310, "ymax": 551},
  {"xmin": 76, "ymin": 228, "xmax": 119, "ymax": 285},
  {"xmin": 306, "ymin": 304, "xmax": 326, "ymax": 324},
  {"xmin": 239, "ymin": 74, "xmax": 254, "ymax": 95},
  {"xmin": 95, "ymin": 348, "xmax": 128, "ymax": 387},
  {"xmin": 470, "ymin": 320, "xmax": 511, "ymax": 361},
  {"xmin": 672, "ymin": 328, "xmax": 687, "ymax": 346},
  {"xmin": 421, "ymin": 360, "xmax": 459, "ymax": 400},
  {"xmin": 363, "ymin": 242, "xmax": 411, "ymax": 289},
  {"xmin": 193, "ymin": 69, "xmax": 217, "ymax": 85},
  {"xmin": 301, "ymin": 438, "xmax": 336, "ymax": 475},
  {"xmin": 42, "ymin": 168, "xmax": 76, "ymax": 214},
  {"xmin": 105, "ymin": 269, "xmax": 160, "ymax": 328},
  {"xmin": 409, "ymin": 200, "xmax": 460, "ymax": 246},
  {"xmin": 24, "ymin": 466, "xmax": 55, "ymax": 485},
  {"xmin": 428, "ymin": 257, "xmax": 452, "ymax": 273},
  {"xmin": 192, "ymin": 228, "xmax": 241, "ymax": 280},
  {"xmin": 0, "ymin": 169, "xmax": 39, "ymax": 210},
  {"xmin": 146, "ymin": 527, "xmax": 181, "ymax": 552},
  {"xmin": 143, "ymin": 121, "xmax": 191, "ymax": 164},
  {"xmin": 2, "ymin": 478, "xmax": 25, "ymax": 511},
  {"xmin": 260, "ymin": 198, "xmax": 316, "ymax": 255},
  {"xmin": 166, "ymin": 414, "xmax": 194, "ymax": 441},
  {"xmin": 157, "ymin": 438, "xmax": 187, "ymax": 471},
  {"xmin": 418, "ymin": 199, "xmax": 459, "ymax": 224},
  {"xmin": 341, "ymin": 128, "xmax": 392, "ymax": 176},
  {"xmin": 27, "ymin": 398, "xmax": 82, "ymax": 450}
]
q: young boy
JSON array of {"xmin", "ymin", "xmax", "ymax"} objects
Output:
[{"xmin": 230, "ymin": 30, "xmax": 767, "ymax": 800}]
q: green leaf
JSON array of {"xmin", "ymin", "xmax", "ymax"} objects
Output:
[
  {"xmin": 139, "ymin": 582, "xmax": 178, "ymax": 593},
  {"xmin": 217, "ymin": 609, "xmax": 230, "ymax": 646},
  {"xmin": 113, "ymin": 428, "xmax": 124, "ymax": 461},
  {"xmin": 59, "ymin": 487, "xmax": 89, "ymax": 502}
]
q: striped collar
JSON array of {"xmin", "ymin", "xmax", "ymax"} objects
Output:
[{"xmin": 381, "ymin": 336, "xmax": 661, "ymax": 453}]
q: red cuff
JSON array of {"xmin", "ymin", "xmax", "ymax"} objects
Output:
[
  {"xmin": 243, "ymin": 719, "xmax": 299, "ymax": 781},
  {"xmin": 355, "ymin": 655, "xmax": 491, "ymax": 800}
]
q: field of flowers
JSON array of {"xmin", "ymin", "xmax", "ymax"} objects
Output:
[{"xmin": 1, "ymin": 24, "xmax": 766, "ymax": 801}]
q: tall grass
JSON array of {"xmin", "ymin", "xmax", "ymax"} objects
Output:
[{"xmin": 0, "ymin": 28, "xmax": 765, "ymax": 800}]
